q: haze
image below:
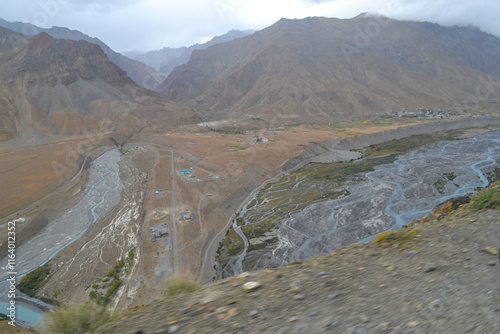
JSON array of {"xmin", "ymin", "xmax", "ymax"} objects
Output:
[{"xmin": 0, "ymin": 0, "xmax": 499, "ymax": 52}]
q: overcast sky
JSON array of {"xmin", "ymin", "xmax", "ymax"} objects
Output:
[{"xmin": 0, "ymin": 0, "xmax": 499, "ymax": 53}]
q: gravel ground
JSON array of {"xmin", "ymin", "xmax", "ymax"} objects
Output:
[{"xmin": 94, "ymin": 198, "xmax": 500, "ymax": 334}]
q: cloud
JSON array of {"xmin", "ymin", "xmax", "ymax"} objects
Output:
[{"xmin": 0, "ymin": 0, "xmax": 500, "ymax": 52}]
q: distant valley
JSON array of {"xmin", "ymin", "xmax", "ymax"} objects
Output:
[{"xmin": 1, "ymin": 14, "xmax": 500, "ymax": 330}]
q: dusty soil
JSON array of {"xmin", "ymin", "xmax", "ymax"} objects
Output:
[{"xmin": 94, "ymin": 199, "xmax": 500, "ymax": 334}]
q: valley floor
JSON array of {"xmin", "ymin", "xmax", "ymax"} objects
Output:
[
  {"xmin": 2, "ymin": 116, "xmax": 500, "ymax": 324},
  {"xmin": 94, "ymin": 195, "xmax": 500, "ymax": 334}
]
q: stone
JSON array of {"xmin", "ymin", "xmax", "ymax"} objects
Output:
[
  {"xmin": 360, "ymin": 315, "xmax": 370, "ymax": 323},
  {"xmin": 242, "ymin": 281, "xmax": 262, "ymax": 292},
  {"xmin": 407, "ymin": 321, "xmax": 419, "ymax": 327},
  {"xmin": 428, "ymin": 299, "xmax": 445, "ymax": 317},
  {"xmin": 250, "ymin": 309, "xmax": 259, "ymax": 318},
  {"xmin": 484, "ymin": 246, "xmax": 499, "ymax": 256},
  {"xmin": 291, "ymin": 286, "xmax": 302, "ymax": 293},
  {"xmin": 293, "ymin": 294, "xmax": 305, "ymax": 300},
  {"xmin": 379, "ymin": 322, "xmax": 390, "ymax": 330},
  {"xmin": 168, "ymin": 325, "xmax": 180, "ymax": 333},
  {"xmin": 424, "ymin": 263, "xmax": 437, "ymax": 273},
  {"xmin": 237, "ymin": 272, "xmax": 251, "ymax": 278}
]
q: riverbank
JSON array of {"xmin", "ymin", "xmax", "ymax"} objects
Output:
[{"xmin": 216, "ymin": 117, "xmax": 500, "ymax": 277}]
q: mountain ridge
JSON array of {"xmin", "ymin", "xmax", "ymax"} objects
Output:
[
  {"xmin": 131, "ymin": 29, "xmax": 253, "ymax": 76},
  {"xmin": 161, "ymin": 16, "xmax": 500, "ymax": 124},
  {"xmin": 0, "ymin": 27, "xmax": 198, "ymax": 140},
  {"xmin": 0, "ymin": 18, "xmax": 166, "ymax": 90}
]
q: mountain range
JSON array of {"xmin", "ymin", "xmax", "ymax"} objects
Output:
[
  {"xmin": 1, "ymin": 14, "xmax": 500, "ymax": 141},
  {"xmin": 162, "ymin": 14, "xmax": 500, "ymax": 124},
  {"xmin": 0, "ymin": 18, "xmax": 166, "ymax": 91},
  {"xmin": 129, "ymin": 29, "xmax": 253, "ymax": 77},
  {"xmin": 0, "ymin": 27, "xmax": 198, "ymax": 141}
]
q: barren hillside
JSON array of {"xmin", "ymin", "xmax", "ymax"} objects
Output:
[{"xmin": 162, "ymin": 15, "xmax": 500, "ymax": 124}]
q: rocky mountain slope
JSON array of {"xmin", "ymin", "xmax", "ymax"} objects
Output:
[
  {"xmin": 0, "ymin": 27, "xmax": 198, "ymax": 141},
  {"xmin": 0, "ymin": 19, "xmax": 166, "ymax": 90},
  {"xmin": 132, "ymin": 30, "xmax": 253, "ymax": 76},
  {"xmin": 93, "ymin": 186, "xmax": 500, "ymax": 334},
  {"xmin": 161, "ymin": 15, "xmax": 500, "ymax": 124}
]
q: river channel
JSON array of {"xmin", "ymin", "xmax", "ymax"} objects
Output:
[
  {"xmin": 223, "ymin": 131, "xmax": 500, "ymax": 276},
  {"xmin": 0, "ymin": 149, "xmax": 122, "ymax": 327}
]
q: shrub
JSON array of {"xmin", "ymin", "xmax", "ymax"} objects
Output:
[
  {"xmin": 89, "ymin": 291, "xmax": 97, "ymax": 301},
  {"xmin": 373, "ymin": 228, "xmax": 419, "ymax": 248},
  {"xmin": 470, "ymin": 187, "xmax": 500, "ymax": 211},
  {"xmin": 164, "ymin": 276, "xmax": 199, "ymax": 296},
  {"xmin": 18, "ymin": 265, "xmax": 50, "ymax": 297},
  {"xmin": 38, "ymin": 301, "xmax": 114, "ymax": 334}
]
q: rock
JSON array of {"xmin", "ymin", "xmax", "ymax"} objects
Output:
[
  {"xmin": 424, "ymin": 263, "xmax": 437, "ymax": 272},
  {"xmin": 428, "ymin": 299, "xmax": 445, "ymax": 317},
  {"xmin": 242, "ymin": 281, "xmax": 262, "ymax": 292},
  {"xmin": 291, "ymin": 286, "xmax": 302, "ymax": 293},
  {"xmin": 237, "ymin": 272, "xmax": 251, "ymax": 279},
  {"xmin": 360, "ymin": 315, "xmax": 370, "ymax": 323},
  {"xmin": 379, "ymin": 322, "xmax": 390, "ymax": 330},
  {"xmin": 227, "ymin": 308, "xmax": 238, "ymax": 318},
  {"xmin": 249, "ymin": 310, "xmax": 259, "ymax": 318},
  {"xmin": 488, "ymin": 261, "xmax": 496, "ymax": 266},
  {"xmin": 407, "ymin": 321, "xmax": 419, "ymax": 327},
  {"xmin": 328, "ymin": 293, "xmax": 337, "ymax": 299},
  {"xmin": 168, "ymin": 325, "xmax": 180, "ymax": 333},
  {"xmin": 293, "ymin": 294, "xmax": 305, "ymax": 300},
  {"xmin": 484, "ymin": 246, "xmax": 499, "ymax": 256},
  {"xmin": 288, "ymin": 316, "xmax": 299, "ymax": 322},
  {"xmin": 318, "ymin": 271, "xmax": 327, "ymax": 276}
]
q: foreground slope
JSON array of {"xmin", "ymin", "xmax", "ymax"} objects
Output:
[
  {"xmin": 162, "ymin": 15, "xmax": 500, "ymax": 124},
  {"xmin": 94, "ymin": 189, "xmax": 500, "ymax": 334}
]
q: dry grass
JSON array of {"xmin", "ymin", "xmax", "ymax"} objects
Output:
[
  {"xmin": 164, "ymin": 276, "xmax": 200, "ymax": 297},
  {"xmin": 373, "ymin": 228, "xmax": 419, "ymax": 248},
  {"xmin": 37, "ymin": 301, "xmax": 114, "ymax": 334}
]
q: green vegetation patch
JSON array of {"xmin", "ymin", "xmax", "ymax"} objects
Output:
[
  {"xmin": 211, "ymin": 129, "xmax": 246, "ymax": 135},
  {"xmin": 89, "ymin": 255, "xmax": 132, "ymax": 305},
  {"xmin": 18, "ymin": 265, "xmax": 50, "ymax": 297},
  {"xmin": 470, "ymin": 187, "xmax": 500, "ymax": 211},
  {"xmin": 373, "ymin": 228, "xmax": 419, "ymax": 248},
  {"xmin": 216, "ymin": 227, "xmax": 244, "ymax": 258}
]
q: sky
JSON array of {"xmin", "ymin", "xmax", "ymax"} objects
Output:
[{"xmin": 0, "ymin": 0, "xmax": 499, "ymax": 53}]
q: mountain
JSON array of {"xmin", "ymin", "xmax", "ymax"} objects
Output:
[
  {"xmin": 0, "ymin": 19, "xmax": 166, "ymax": 90},
  {"xmin": 161, "ymin": 15, "xmax": 500, "ymax": 124},
  {"xmin": 132, "ymin": 29, "xmax": 253, "ymax": 76},
  {"xmin": 0, "ymin": 27, "xmax": 197, "ymax": 141}
]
